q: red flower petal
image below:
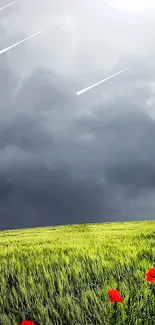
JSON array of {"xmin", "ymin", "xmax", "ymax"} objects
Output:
[
  {"xmin": 146, "ymin": 275, "xmax": 155, "ymax": 282},
  {"xmin": 145, "ymin": 268, "xmax": 155, "ymax": 282},
  {"xmin": 108, "ymin": 289, "xmax": 124, "ymax": 303},
  {"xmin": 148, "ymin": 268, "xmax": 155, "ymax": 277}
]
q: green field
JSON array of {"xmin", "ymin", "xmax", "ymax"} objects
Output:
[{"xmin": 0, "ymin": 220, "xmax": 155, "ymax": 325}]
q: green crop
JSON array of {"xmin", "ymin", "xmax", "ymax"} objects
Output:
[{"xmin": 0, "ymin": 220, "xmax": 155, "ymax": 325}]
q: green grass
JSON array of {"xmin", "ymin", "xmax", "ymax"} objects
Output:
[{"xmin": 0, "ymin": 220, "xmax": 155, "ymax": 325}]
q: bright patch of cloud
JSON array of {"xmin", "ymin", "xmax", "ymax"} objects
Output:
[{"xmin": 105, "ymin": 0, "xmax": 155, "ymax": 14}]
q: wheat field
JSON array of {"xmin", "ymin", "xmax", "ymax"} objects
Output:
[{"xmin": 0, "ymin": 220, "xmax": 155, "ymax": 325}]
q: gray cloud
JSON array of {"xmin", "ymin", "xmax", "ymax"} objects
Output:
[
  {"xmin": 0, "ymin": 1, "xmax": 155, "ymax": 229},
  {"xmin": 0, "ymin": 166, "xmax": 110, "ymax": 229}
]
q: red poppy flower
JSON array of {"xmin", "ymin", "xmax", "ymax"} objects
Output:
[
  {"xmin": 108, "ymin": 289, "xmax": 124, "ymax": 303},
  {"xmin": 145, "ymin": 268, "xmax": 155, "ymax": 282},
  {"xmin": 21, "ymin": 321, "xmax": 36, "ymax": 325}
]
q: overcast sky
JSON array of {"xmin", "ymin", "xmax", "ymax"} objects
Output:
[{"xmin": 0, "ymin": 0, "xmax": 155, "ymax": 230}]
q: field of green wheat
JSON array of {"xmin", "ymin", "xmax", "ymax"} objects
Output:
[{"xmin": 0, "ymin": 220, "xmax": 155, "ymax": 325}]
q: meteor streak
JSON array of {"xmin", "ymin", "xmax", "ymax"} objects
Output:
[
  {"xmin": 76, "ymin": 66, "xmax": 133, "ymax": 95},
  {"xmin": 0, "ymin": 29, "xmax": 47, "ymax": 56},
  {"xmin": 0, "ymin": 0, "xmax": 19, "ymax": 12}
]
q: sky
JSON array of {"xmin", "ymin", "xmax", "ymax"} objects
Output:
[
  {"xmin": 0, "ymin": 0, "xmax": 155, "ymax": 230},
  {"xmin": 105, "ymin": 0, "xmax": 155, "ymax": 14}
]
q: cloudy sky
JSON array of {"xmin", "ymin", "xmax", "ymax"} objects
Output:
[{"xmin": 0, "ymin": 0, "xmax": 155, "ymax": 230}]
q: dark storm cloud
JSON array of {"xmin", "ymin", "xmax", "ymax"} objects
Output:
[
  {"xmin": 0, "ymin": 1, "xmax": 155, "ymax": 229},
  {"xmin": 105, "ymin": 155, "xmax": 155, "ymax": 190},
  {"xmin": 1, "ymin": 66, "xmax": 155, "ymax": 229},
  {"xmin": 0, "ymin": 176, "xmax": 12, "ymax": 201},
  {"xmin": 0, "ymin": 164, "xmax": 118, "ymax": 230}
]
